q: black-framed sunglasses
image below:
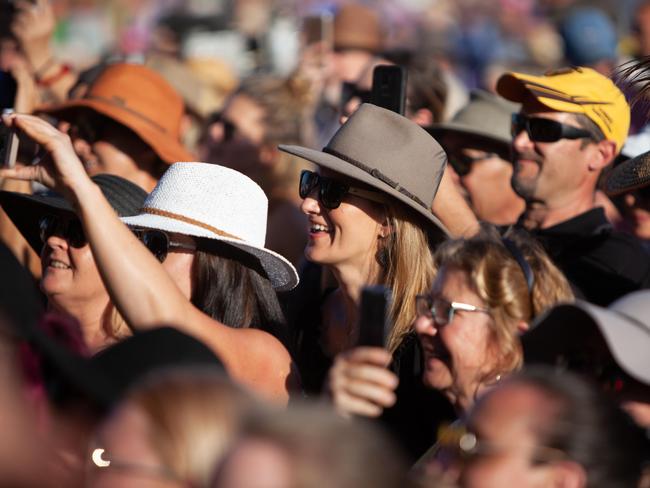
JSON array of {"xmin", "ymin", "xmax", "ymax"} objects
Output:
[
  {"xmin": 39, "ymin": 214, "xmax": 87, "ymax": 248},
  {"xmin": 448, "ymin": 152, "xmax": 500, "ymax": 177},
  {"xmin": 511, "ymin": 113, "xmax": 594, "ymax": 143},
  {"xmin": 133, "ymin": 229, "xmax": 196, "ymax": 263},
  {"xmin": 299, "ymin": 170, "xmax": 387, "ymax": 209}
]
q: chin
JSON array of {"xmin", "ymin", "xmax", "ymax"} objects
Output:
[{"xmin": 422, "ymin": 359, "xmax": 453, "ymax": 391}]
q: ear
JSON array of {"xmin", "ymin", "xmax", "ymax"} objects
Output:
[
  {"xmin": 549, "ymin": 460, "xmax": 588, "ymax": 488},
  {"xmin": 411, "ymin": 108, "xmax": 434, "ymax": 127},
  {"xmin": 588, "ymin": 139, "xmax": 617, "ymax": 171},
  {"xmin": 516, "ymin": 320, "xmax": 529, "ymax": 334}
]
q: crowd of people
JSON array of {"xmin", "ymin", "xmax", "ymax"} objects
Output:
[{"xmin": 2, "ymin": 0, "xmax": 650, "ymax": 487}]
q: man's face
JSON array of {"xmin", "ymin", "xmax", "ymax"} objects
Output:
[
  {"xmin": 458, "ymin": 384, "xmax": 563, "ymax": 488},
  {"xmin": 511, "ymin": 107, "xmax": 596, "ymax": 204},
  {"xmin": 446, "ymin": 138, "xmax": 524, "ymax": 224}
]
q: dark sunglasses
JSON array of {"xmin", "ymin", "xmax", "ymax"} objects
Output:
[
  {"xmin": 511, "ymin": 113, "xmax": 593, "ymax": 143},
  {"xmin": 448, "ymin": 152, "xmax": 499, "ymax": 177},
  {"xmin": 134, "ymin": 229, "xmax": 196, "ymax": 263},
  {"xmin": 69, "ymin": 116, "xmax": 127, "ymax": 144},
  {"xmin": 39, "ymin": 214, "xmax": 87, "ymax": 248},
  {"xmin": 299, "ymin": 170, "xmax": 386, "ymax": 209}
]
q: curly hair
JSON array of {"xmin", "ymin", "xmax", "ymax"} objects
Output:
[{"xmin": 432, "ymin": 224, "xmax": 574, "ymax": 378}]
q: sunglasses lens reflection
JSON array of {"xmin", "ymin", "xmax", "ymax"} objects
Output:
[{"xmin": 141, "ymin": 230, "xmax": 169, "ymax": 262}]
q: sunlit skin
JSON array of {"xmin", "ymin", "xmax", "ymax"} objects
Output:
[
  {"xmin": 511, "ymin": 99, "xmax": 615, "ymax": 230},
  {"xmin": 69, "ymin": 117, "xmax": 160, "ymax": 192},
  {"xmin": 213, "ymin": 439, "xmax": 293, "ymax": 488},
  {"xmin": 459, "ymin": 384, "xmax": 571, "ymax": 488},
  {"xmin": 157, "ymin": 233, "xmax": 197, "ymax": 300},
  {"xmin": 300, "ymin": 167, "xmax": 388, "ymax": 353},
  {"xmin": 415, "ymin": 266, "xmax": 496, "ymax": 413},
  {"xmin": 40, "ymin": 231, "xmax": 113, "ymax": 351},
  {"xmin": 454, "ymin": 148, "xmax": 524, "ymax": 225}
]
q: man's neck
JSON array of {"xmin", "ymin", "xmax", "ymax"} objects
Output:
[{"xmin": 520, "ymin": 195, "xmax": 596, "ymax": 230}]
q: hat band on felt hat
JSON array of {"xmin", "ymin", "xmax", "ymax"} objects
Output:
[{"xmin": 141, "ymin": 207, "xmax": 244, "ymax": 241}]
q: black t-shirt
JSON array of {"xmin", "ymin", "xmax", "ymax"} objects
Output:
[{"xmin": 518, "ymin": 208, "xmax": 650, "ymax": 306}]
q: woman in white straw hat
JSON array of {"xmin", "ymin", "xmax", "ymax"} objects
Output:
[{"xmin": 0, "ymin": 113, "xmax": 299, "ymax": 405}]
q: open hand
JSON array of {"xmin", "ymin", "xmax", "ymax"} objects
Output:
[
  {"xmin": 0, "ymin": 113, "xmax": 89, "ymax": 199},
  {"xmin": 327, "ymin": 346, "xmax": 399, "ymax": 418}
]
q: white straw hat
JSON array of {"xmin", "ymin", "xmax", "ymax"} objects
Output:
[{"xmin": 121, "ymin": 162, "xmax": 299, "ymax": 291}]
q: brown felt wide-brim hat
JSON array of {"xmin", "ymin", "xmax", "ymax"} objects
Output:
[
  {"xmin": 280, "ymin": 103, "xmax": 449, "ymax": 236},
  {"xmin": 603, "ymin": 149, "xmax": 650, "ymax": 196},
  {"xmin": 38, "ymin": 63, "xmax": 194, "ymax": 164}
]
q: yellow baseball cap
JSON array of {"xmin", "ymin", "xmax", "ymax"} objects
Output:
[{"xmin": 496, "ymin": 66, "xmax": 630, "ymax": 152}]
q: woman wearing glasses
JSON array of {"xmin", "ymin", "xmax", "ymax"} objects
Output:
[
  {"xmin": 0, "ymin": 113, "xmax": 299, "ymax": 405},
  {"xmin": 330, "ymin": 227, "xmax": 573, "ymax": 424}
]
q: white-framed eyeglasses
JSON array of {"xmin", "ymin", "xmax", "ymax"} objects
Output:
[{"xmin": 415, "ymin": 295, "xmax": 490, "ymax": 326}]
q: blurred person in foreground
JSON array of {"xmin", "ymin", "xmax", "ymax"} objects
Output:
[
  {"xmin": 0, "ymin": 113, "xmax": 299, "ymax": 404},
  {"xmin": 423, "ymin": 367, "xmax": 648, "ymax": 488},
  {"xmin": 429, "ymin": 90, "xmax": 524, "ymax": 225},
  {"xmin": 496, "ymin": 66, "xmax": 650, "ymax": 305},
  {"xmin": 328, "ymin": 227, "xmax": 572, "ymax": 454},
  {"xmin": 523, "ymin": 289, "xmax": 650, "ymax": 431},
  {"xmin": 199, "ymin": 75, "xmax": 312, "ymax": 268},
  {"xmin": 212, "ymin": 403, "xmax": 408, "ymax": 488},
  {"xmin": 88, "ymin": 368, "xmax": 253, "ymax": 488}
]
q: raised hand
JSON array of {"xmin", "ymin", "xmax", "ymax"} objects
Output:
[
  {"xmin": 0, "ymin": 113, "xmax": 89, "ymax": 199},
  {"xmin": 327, "ymin": 346, "xmax": 399, "ymax": 418}
]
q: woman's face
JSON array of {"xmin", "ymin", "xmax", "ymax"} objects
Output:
[
  {"xmin": 40, "ymin": 220, "xmax": 109, "ymax": 310},
  {"xmin": 300, "ymin": 168, "xmax": 387, "ymax": 273},
  {"xmin": 416, "ymin": 266, "xmax": 496, "ymax": 405}
]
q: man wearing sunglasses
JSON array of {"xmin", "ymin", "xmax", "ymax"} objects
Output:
[
  {"xmin": 429, "ymin": 90, "xmax": 525, "ymax": 225},
  {"xmin": 496, "ymin": 66, "xmax": 650, "ymax": 305}
]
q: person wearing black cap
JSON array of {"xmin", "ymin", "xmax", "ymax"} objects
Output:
[{"xmin": 0, "ymin": 174, "xmax": 147, "ymax": 352}]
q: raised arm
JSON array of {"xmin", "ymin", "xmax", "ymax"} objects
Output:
[{"xmin": 0, "ymin": 114, "xmax": 294, "ymax": 403}]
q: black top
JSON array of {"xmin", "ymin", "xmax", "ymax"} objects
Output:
[
  {"xmin": 283, "ymin": 262, "xmax": 454, "ymax": 461},
  {"xmin": 518, "ymin": 207, "xmax": 650, "ymax": 306}
]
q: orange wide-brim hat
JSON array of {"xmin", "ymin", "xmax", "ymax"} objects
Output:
[{"xmin": 38, "ymin": 63, "xmax": 195, "ymax": 164}]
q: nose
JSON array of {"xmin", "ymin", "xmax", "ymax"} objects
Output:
[
  {"xmin": 415, "ymin": 314, "xmax": 437, "ymax": 337},
  {"xmin": 72, "ymin": 136, "xmax": 92, "ymax": 159},
  {"xmin": 512, "ymin": 125, "xmax": 534, "ymax": 154},
  {"xmin": 300, "ymin": 191, "xmax": 321, "ymax": 215}
]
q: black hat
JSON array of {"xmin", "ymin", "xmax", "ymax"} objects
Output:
[
  {"xmin": 0, "ymin": 242, "xmax": 44, "ymax": 336},
  {"xmin": 27, "ymin": 324, "xmax": 225, "ymax": 411},
  {"xmin": 0, "ymin": 174, "xmax": 148, "ymax": 254}
]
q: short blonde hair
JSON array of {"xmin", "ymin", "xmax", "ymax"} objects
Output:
[
  {"xmin": 432, "ymin": 225, "xmax": 574, "ymax": 377},
  {"xmin": 125, "ymin": 368, "xmax": 254, "ymax": 487}
]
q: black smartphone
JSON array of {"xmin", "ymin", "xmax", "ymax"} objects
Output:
[
  {"xmin": 357, "ymin": 285, "xmax": 392, "ymax": 348},
  {"xmin": 0, "ymin": 71, "xmax": 17, "ymax": 110},
  {"xmin": 371, "ymin": 65, "xmax": 408, "ymax": 115},
  {"xmin": 0, "ymin": 124, "xmax": 19, "ymax": 168}
]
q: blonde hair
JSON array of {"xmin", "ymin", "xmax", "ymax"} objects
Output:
[
  {"xmin": 125, "ymin": 368, "xmax": 253, "ymax": 487},
  {"xmin": 382, "ymin": 206, "xmax": 437, "ymax": 353},
  {"xmin": 432, "ymin": 225, "xmax": 574, "ymax": 377}
]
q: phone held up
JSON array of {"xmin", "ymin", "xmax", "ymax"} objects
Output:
[
  {"xmin": 0, "ymin": 110, "xmax": 18, "ymax": 169},
  {"xmin": 371, "ymin": 65, "xmax": 407, "ymax": 116},
  {"xmin": 357, "ymin": 285, "xmax": 392, "ymax": 348}
]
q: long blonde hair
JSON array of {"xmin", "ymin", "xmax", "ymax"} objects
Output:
[{"xmin": 382, "ymin": 206, "xmax": 438, "ymax": 353}]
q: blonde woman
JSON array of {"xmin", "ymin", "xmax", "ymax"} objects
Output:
[{"xmin": 329, "ymin": 226, "xmax": 573, "ymax": 455}]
